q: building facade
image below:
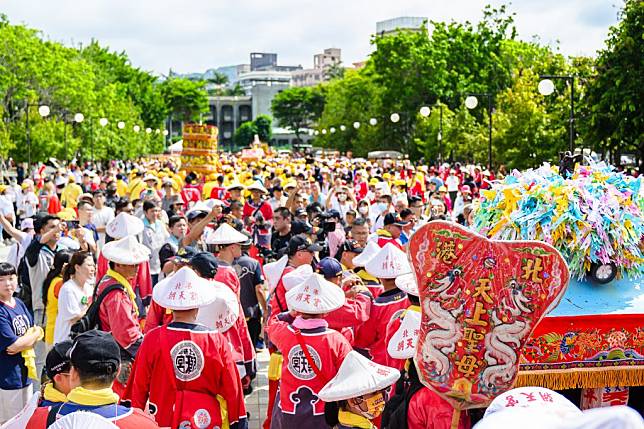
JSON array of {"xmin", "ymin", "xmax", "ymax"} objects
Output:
[{"xmin": 292, "ymin": 48, "xmax": 342, "ymax": 87}]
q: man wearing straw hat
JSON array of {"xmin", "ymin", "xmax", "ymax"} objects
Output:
[{"xmin": 124, "ymin": 267, "xmax": 247, "ymax": 429}]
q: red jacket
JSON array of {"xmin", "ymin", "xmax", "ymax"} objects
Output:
[
  {"xmin": 243, "ymin": 199, "xmax": 273, "ymax": 221},
  {"xmin": 266, "ymin": 316, "xmax": 352, "ymax": 417},
  {"xmin": 268, "ymin": 265, "xmax": 295, "ymax": 318},
  {"xmin": 96, "ymin": 275, "xmax": 142, "ymax": 354},
  {"xmin": 407, "ymin": 387, "xmax": 470, "ymax": 429},
  {"xmin": 353, "ymin": 289, "xmax": 410, "ymax": 367},
  {"xmin": 143, "ymin": 300, "xmax": 173, "ymax": 334},
  {"xmin": 324, "ymin": 292, "xmax": 372, "ymax": 345},
  {"xmin": 124, "ymin": 322, "xmax": 247, "ymax": 429}
]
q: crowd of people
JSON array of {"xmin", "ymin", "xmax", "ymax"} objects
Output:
[{"xmin": 0, "ymin": 153, "xmax": 641, "ymax": 429}]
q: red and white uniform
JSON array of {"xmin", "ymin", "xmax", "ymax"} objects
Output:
[
  {"xmin": 268, "ymin": 265, "xmax": 295, "ymax": 318},
  {"xmin": 266, "ymin": 315, "xmax": 352, "ymax": 429},
  {"xmin": 96, "ymin": 252, "xmax": 153, "ymax": 312},
  {"xmin": 143, "ymin": 300, "xmax": 173, "ymax": 334},
  {"xmin": 215, "ymin": 261, "xmax": 256, "ymax": 373},
  {"xmin": 354, "ymin": 288, "xmax": 409, "ymax": 367},
  {"xmin": 376, "ymin": 234, "xmax": 403, "ymax": 251},
  {"xmin": 96, "ymin": 275, "xmax": 142, "ymax": 356},
  {"xmin": 124, "ymin": 322, "xmax": 247, "ymax": 429},
  {"xmin": 242, "ymin": 199, "xmax": 273, "ymax": 222},
  {"xmin": 27, "ymin": 402, "xmax": 158, "ymax": 429}
]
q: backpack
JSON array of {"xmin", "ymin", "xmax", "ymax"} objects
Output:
[
  {"xmin": 70, "ymin": 283, "xmax": 124, "ymax": 338},
  {"xmin": 381, "ymin": 363, "xmax": 426, "ymax": 429},
  {"xmin": 16, "ymin": 254, "xmax": 33, "ymax": 312}
]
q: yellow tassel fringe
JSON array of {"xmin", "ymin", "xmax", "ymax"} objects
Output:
[{"xmin": 515, "ymin": 366, "xmax": 644, "ymax": 390}]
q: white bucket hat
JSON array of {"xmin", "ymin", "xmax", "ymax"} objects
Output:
[
  {"xmin": 387, "ymin": 308, "xmax": 421, "ymax": 360},
  {"xmin": 285, "ymin": 273, "xmax": 345, "ymax": 314},
  {"xmin": 365, "ymin": 243, "xmax": 412, "ymax": 279},
  {"xmin": 282, "ymin": 264, "xmax": 314, "ymax": 292},
  {"xmin": 106, "ymin": 212, "xmax": 144, "ymax": 239},
  {"xmin": 317, "ymin": 351, "xmax": 400, "ymax": 402},
  {"xmin": 264, "ymin": 255, "xmax": 288, "ymax": 293},
  {"xmin": 351, "ymin": 241, "xmax": 380, "ymax": 267},
  {"xmin": 206, "ymin": 222, "xmax": 249, "ymax": 245},
  {"xmin": 186, "ymin": 201, "xmax": 211, "ymax": 217},
  {"xmin": 246, "ymin": 180, "xmax": 268, "ymax": 194},
  {"xmin": 57, "ymin": 236, "xmax": 80, "ymax": 251},
  {"xmin": 226, "ymin": 181, "xmax": 245, "ymax": 191},
  {"xmin": 101, "ymin": 236, "xmax": 150, "ymax": 265},
  {"xmin": 153, "ymin": 267, "xmax": 219, "ymax": 310},
  {"xmin": 395, "ymin": 272, "xmax": 418, "ymax": 296},
  {"xmin": 195, "ymin": 280, "xmax": 240, "ymax": 332},
  {"xmin": 143, "ymin": 174, "xmax": 158, "ymax": 183}
]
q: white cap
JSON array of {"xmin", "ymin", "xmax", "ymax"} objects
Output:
[
  {"xmin": 106, "ymin": 212, "xmax": 144, "ymax": 239},
  {"xmin": 186, "ymin": 201, "xmax": 211, "ymax": 217},
  {"xmin": 226, "ymin": 181, "xmax": 244, "ymax": 190},
  {"xmin": 153, "ymin": 267, "xmax": 219, "ymax": 310},
  {"xmin": 143, "ymin": 174, "xmax": 158, "ymax": 182},
  {"xmin": 204, "ymin": 198, "xmax": 225, "ymax": 208},
  {"xmin": 282, "ymin": 265, "xmax": 313, "ymax": 292},
  {"xmin": 54, "ymin": 176, "xmax": 67, "ymax": 187},
  {"xmin": 484, "ymin": 387, "xmax": 582, "ymax": 420},
  {"xmin": 365, "ymin": 243, "xmax": 411, "ymax": 279},
  {"xmin": 19, "ymin": 218, "xmax": 34, "ymax": 231},
  {"xmin": 206, "ymin": 222, "xmax": 249, "ymax": 245},
  {"xmin": 387, "ymin": 308, "xmax": 421, "ymax": 359},
  {"xmin": 195, "ymin": 280, "xmax": 240, "ymax": 332},
  {"xmin": 246, "ymin": 180, "xmax": 269, "ymax": 194},
  {"xmin": 264, "ymin": 255, "xmax": 288, "ymax": 292},
  {"xmin": 317, "ymin": 351, "xmax": 400, "ymax": 402},
  {"xmin": 285, "ymin": 273, "xmax": 345, "ymax": 314},
  {"xmin": 395, "ymin": 273, "xmax": 418, "ymax": 296},
  {"xmin": 352, "ymin": 241, "xmax": 380, "ymax": 267},
  {"xmin": 101, "ymin": 236, "xmax": 150, "ymax": 265}
]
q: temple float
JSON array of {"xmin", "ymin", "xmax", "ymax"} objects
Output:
[{"xmin": 472, "ymin": 160, "xmax": 644, "ymax": 408}]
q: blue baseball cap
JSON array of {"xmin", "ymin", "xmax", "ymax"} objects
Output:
[{"xmin": 316, "ymin": 257, "xmax": 343, "ymax": 278}]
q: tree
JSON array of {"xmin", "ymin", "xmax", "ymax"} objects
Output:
[
  {"xmin": 582, "ymin": 0, "xmax": 643, "ymax": 170},
  {"xmin": 254, "ymin": 114, "xmax": 272, "ymax": 143},
  {"xmin": 234, "ymin": 121, "xmax": 256, "ymax": 146},
  {"xmin": 271, "ymin": 86, "xmax": 325, "ymax": 140},
  {"xmin": 225, "ymin": 83, "xmax": 245, "ymax": 96},
  {"xmin": 207, "ymin": 72, "xmax": 229, "ymax": 86},
  {"xmin": 160, "ymin": 77, "xmax": 208, "ymax": 123}
]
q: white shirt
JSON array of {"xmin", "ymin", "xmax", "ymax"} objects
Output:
[
  {"xmin": 54, "ymin": 278, "xmax": 93, "ymax": 344},
  {"xmin": 18, "ymin": 192, "xmax": 38, "ymax": 218},
  {"xmin": 92, "ymin": 206, "xmax": 115, "ymax": 248},
  {"xmin": 0, "ymin": 195, "xmax": 15, "ymax": 219},
  {"xmin": 445, "ymin": 175, "xmax": 460, "ymax": 192}
]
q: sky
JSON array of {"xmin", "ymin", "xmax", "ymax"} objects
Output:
[{"xmin": 2, "ymin": 0, "xmax": 621, "ymax": 76}]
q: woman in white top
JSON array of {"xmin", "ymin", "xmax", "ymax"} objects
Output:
[{"xmin": 54, "ymin": 251, "xmax": 95, "ymax": 344}]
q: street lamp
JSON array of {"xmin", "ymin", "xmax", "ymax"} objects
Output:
[
  {"xmin": 321, "ymin": 129, "xmax": 327, "ymax": 135},
  {"xmin": 339, "ymin": 125, "xmax": 346, "ymax": 132},
  {"xmin": 465, "ymin": 93, "xmax": 493, "ymax": 169},
  {"xmin": 145, "ymin": 128, "xmax": 152, "ymax": 134},
  {"xmin": 99, "ymin": 117, "xmax": 108, "ymax": 127},
  {"xmin": 26, "ymin": 104, "xmax": 50, "ymax": 166},
  {"xmin": 117, "ymin": 121, "xmax": 125, "ymax": 129},
  {"xmin": 74, "ymin": 113, "xmax": 84, "ymax": 123},
  {"xmin": 353, "ymin": 122, "xmax": 360, "ymax": 129},
  {"xmin": 162, "ymin": 130, "xmax": 169, "ymax": 136},
  {"xmin": 133, "ymin": 125, "xmax": 141, "ymax": 133},
  {"xmin": 419, "ymin": 106, "xmax": 431, "ymax": 117},
  {"xmin": 539, "ymin": 75, "xmax": 576, "ymax": 152},
  {"xmin": 330, "ymin": 127, "xmax": 336, "ymax": 134},
  {"xmin": 369, "ymin": 118, "xmax": 377, "ymax": 126},
  {"xmin": 314, "ymin": 130, "xmax": 319, "ymax": 136},
  {"xmin": 390, "ymin": 113, "xmax": 400, "ymax": 123}
]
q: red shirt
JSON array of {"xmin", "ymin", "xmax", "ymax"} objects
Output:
[
  {"xmin": 324, "ymin": 292, "xmax": 372, "ymax": 346},
  {"xmin": 243, "ymin": 199, "xmax": 273, "ymax": 221},
  {"xmin": 97, "ymin": 253, "xmax": 153, "ymax": 308},
  {"xmin": 123, "ymin": 323, "xmax": 246, "ymax": 429},
  {"xmin": 96, "ymin": 275, "xmax": 142, "ymax": 352},
  {"xmin": 407, "ymin": 387, "xmax": 470, "ymax": 429},
  {"xmin": 354, "ymin": 289, "xmax": 410, "ymax": 367}
]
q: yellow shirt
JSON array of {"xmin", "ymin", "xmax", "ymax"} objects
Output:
[
  {"xmin": 116, "ymin": 179, "xmax": 128, "ymax": 197},
  {"xmin": 45, "ymin": 277, "xmax": 63, "ymax": 345},
  {"xmin": 60, "ymin": 183, "xmax": 83, "ymax": 208},
  {"xmin": 202, "ymin": 181, "xmax": 218, "ymax": 200},
  {"xmin": 129, "ymin": 181, "xmax": 146, "ymax": 201}
]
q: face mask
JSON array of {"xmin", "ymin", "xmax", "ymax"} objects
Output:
[
  {"xmin": 359, "ymin": 206, "xmax": 369, "ymax": 215},
  {"xmin": 376, "ymin": 202, "xmax": 388, "ymax": 213},
  {"xmin": 337, "ymin": 194, "xmax": 347, "ymax": 202},
  {"xmin": 355, "ymin": 392, "xmax": 386, "ymax": 419}
]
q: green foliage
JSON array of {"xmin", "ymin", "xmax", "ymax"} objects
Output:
[
  {"xmin": 160, "ymin": 77, "xmax": 208, "ymax": 123},
  {"xmin": 233, "ymin": 121, "xmax": 256, "ymax": 146},
  {"xmin": 271, "ymin": 86, "xmax": 325, "ymax": 139},
  {"xmin": 0, "ymin": 16, "xmax": 170, "ymax": 162},
  {"xmin": 582, "ymin": 0, "xmax": 643, "ymax": 168},
  {"xmin": 254, "ymin": 114, "xmax": 272, "ymax": 142}
]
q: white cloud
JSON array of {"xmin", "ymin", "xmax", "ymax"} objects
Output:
[{"xmin": 2, "ymin": 0, "xmax": 620, "ymax": 75}]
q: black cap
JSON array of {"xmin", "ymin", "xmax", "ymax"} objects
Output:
[
  {"xmin": 190, "ymin": 252, "xmax": 219, "ymax": 279},
  {"xmin": 69, "ymin": 331, "xmax": 120, "ymax": 374},
  {"xmin": 343, "ymin": 239, "xmax": 364, "ymax": 254},
  {"xmin": 46, "ymin": 340, "xmax": 73, "ymax": 378},
  {"xmin": 186, "ymin": 209, "xmax": 208, "ymax": 222},
  {"xmin": 384, "ymin": 212, "xmax": 409, "ymax": 227},
  {"xmin": 173, "ymin": 246, "xmax": 198, "ymax": 263},
  {"xmin": 294, "ymin": 208, "xmax": 308, "ymax": 218},
  {"xmin": 291, "ymin": 220, "xmax": 314, "ymax": 235},
  {"xmin": 288, "ymin": 235, "xmax": 322, "ymax": 256},
  {"xmin": 326, "ymin": 209, "xmax": 341, "ymax": 220}
]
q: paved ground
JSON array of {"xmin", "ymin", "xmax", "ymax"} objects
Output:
[{"xmin": 246, "ymin": 349, "xmax": 270, "ymax": 429}]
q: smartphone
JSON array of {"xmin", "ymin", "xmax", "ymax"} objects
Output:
[{"xmin": 66, "ymin": 220, "xmax": 80, "ymax": 229}]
